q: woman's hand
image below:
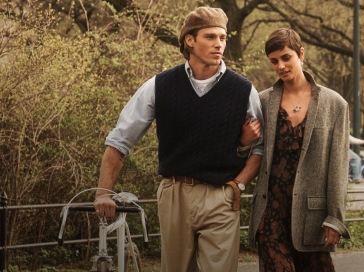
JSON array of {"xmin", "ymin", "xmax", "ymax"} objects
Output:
[{"xmin": 324, "ymin": 227, "xmax": 341, "ymax": 247}]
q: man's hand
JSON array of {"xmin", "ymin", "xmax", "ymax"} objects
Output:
[
  {"xmin": 240, "ymin": 118, "xmax": 261, "ymax": 147},
  {"xmin": 94, "ymin": 195, "xmax": 117, "ymax": 218},
  {"xmin": 324, "ymin": 227, "xmax": 341, "ymax": 247}
]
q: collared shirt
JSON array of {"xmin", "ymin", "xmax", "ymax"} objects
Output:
[{"xmin": 106, "ymin": 60, "xmax": 264, "ymax": 156}]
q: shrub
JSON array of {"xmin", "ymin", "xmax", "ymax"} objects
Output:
[{"xmin": 1, "ymin": 0, "xmax": 184, "ymax": 268}]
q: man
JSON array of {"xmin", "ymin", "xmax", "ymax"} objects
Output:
[
  {"xmin": 349, "ymin": 135, "xmax": 364, "ymax": 184},
  {"xmin": 95, "ymin": 7, "xmax": 263, "ymax": 271}
]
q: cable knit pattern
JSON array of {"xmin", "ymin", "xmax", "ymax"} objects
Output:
[{"xmin": 155, "ymin": 64, "xmax": 252, "ymax": 185}]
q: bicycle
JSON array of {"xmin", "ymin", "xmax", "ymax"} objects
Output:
[{"xmin": 58, "ymin": 189, "xmax": 148, "ymax": 272}]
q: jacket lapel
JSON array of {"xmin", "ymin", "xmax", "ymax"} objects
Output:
[
  {"xmin": 298, "ymin": 84, "xmax": 320, "ymax": 166},
  {"xmin": 265, "ymin": 87, "xmax": 283, "ymax": 173},
  {"xmin": 264, "ymin": 71, "xmax": 320, "ymax": 174}
]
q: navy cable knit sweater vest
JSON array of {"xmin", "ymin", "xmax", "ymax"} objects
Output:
[{"xmin": 155, "ymin": 64, "xmax": 252, "ymax": 186}]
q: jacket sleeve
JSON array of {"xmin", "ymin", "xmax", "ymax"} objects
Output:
[{"xmin": 324, "ymin": 102, "xmax": 350, "ymax": 239}]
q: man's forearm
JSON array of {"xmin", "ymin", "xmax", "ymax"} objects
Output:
[
  {"xmin": 96, "ymin": 146, "xmax": 125, "ymax": 198},
  {"xmin": 234, "ymin": 154, "xmax": 262, "ymax": 185}
]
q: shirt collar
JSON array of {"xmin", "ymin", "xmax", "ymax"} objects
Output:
[{"xmin": 184, "ymin": 60, "xmax": 225, "ymax": 82}]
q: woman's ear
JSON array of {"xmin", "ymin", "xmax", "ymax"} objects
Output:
[{"xmin": 300, "ymin": 47, "xmax": 305, "ymax": 62}]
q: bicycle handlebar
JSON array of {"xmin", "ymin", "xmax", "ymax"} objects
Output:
[
  {"xmin": 67, "ymin": 205, "xmax": 141, "ymax": 213},
  {"xmin": 58, "ymin": 205, "xmax": 148, "ymax": 246}
]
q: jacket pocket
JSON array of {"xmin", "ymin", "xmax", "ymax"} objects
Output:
[
  {"xmin": 303, "ymin": 196, "xmax": 327, "ymax": 245},
  {"xmin": 307, "ymin": 196, "xmax": 327, "ymax": 210}
]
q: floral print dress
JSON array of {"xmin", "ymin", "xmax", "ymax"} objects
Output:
[{"xmin": 256, "ymin": 107, "xmax": 334, "ymax": 272}]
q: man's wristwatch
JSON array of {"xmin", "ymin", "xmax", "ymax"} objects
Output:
[{"xmin": 233, "ymin": 180, "xmax": 245, "ymax": 192}]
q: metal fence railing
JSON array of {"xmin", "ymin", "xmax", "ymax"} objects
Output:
[{"xmin": 1, "ymin": 190, "xmax": 364, "ymax": 271}]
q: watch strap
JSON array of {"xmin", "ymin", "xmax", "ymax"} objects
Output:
[{"xmin": 237, "ymin": 144, "xmax": 252, "ymax": 152}]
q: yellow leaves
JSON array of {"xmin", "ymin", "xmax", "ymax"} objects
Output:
[{"xmin": 0, "ymin": 0, "xmax": 183, "ymax": 205}]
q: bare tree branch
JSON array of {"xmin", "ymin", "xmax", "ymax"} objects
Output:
[
  {"xmin": 266, "ymin": 1, "xmax": 364, "ymax": 65},
  {"xmin": 338, "ymin": 0, "xmax": 364, "ymax": 9},
  {"xmin": 123, "ymin": 7, "xmax": 178, "ymax": 46},
  {"xmin": 78, "ymin": 0, "xmax": 89, "ymax": 32},
  {"xmin": 241, "ymin": 19, "xmax": 284, "ymax": 53}
]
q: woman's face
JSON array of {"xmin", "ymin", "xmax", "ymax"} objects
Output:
[{"xmin": 267, "ymin": 45, "xmax": 304, "ymax": 82}]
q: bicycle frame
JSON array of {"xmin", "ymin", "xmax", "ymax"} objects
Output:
[
  {"xmin": 90, "ymin": 214, "xmax": 136, "ymax": 272},
  {"xmin": 91, "ymin": 217, "xmax": 115, "ymax": 271},
  {"xmin": 114, "ymin": 213, "xmax": 138, "ymax": 271},
  {"xmin": 58, "ymin": 190, "xmax": 148, "ymax": 272}
]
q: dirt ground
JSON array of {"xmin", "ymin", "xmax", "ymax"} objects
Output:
[
  {"xmin": 55, "ymin": 247, "xmax": 364, "ymax": 271},
  {"xmin": 140, "ymin": 251, "xmax": 259, "ymax": 272},
  {"xmin": 140, "ymin": 248, "xmax": 364, "ymax": 272}
]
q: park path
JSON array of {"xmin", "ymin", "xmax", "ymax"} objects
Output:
[{"xmin": 238, "ymin": 250, "xmax": 364, "ymax": 272}]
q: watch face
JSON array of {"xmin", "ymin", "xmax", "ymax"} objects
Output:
[{"xmin": 238, "ymin": 183, "xmax": 245, "ymax": 191}]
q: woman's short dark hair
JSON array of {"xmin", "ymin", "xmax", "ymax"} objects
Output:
[{"xmin": 265, "ymin": 28, "xmax": 303, "ymax": 57}]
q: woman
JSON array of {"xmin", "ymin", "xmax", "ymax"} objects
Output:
[{"xmin": 248, "ymin": 28, "xmax": 350, "ymax": 271}]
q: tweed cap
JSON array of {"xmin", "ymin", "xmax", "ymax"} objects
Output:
[{"xmin": 179, "ymin": 7, "xmax": 228, "ymax": 53}]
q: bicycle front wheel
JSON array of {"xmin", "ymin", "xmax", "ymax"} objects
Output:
[{"xmin": 124, "ymin": 242, "xmax": 142, "ymax": 272}]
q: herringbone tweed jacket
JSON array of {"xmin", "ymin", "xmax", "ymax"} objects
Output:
[{"xmin": 248, "ymin": 71, "xmax": 351, "ymax": 252}]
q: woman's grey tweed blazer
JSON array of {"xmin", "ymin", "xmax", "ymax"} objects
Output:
[{"xmin": 248, "ymin": 71, "xmax": 351, "ymax": 252}]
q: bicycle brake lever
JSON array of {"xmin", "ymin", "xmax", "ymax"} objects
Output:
[
  {"xmin": 58, "ymin": 206, "xmax": 69, "ymax": 246},
  {"xmin": 112, "ymin": 192, "xmax": 138, "ymax": 204},
  {"xmin": 140, "ymin": 209, "xmax": 149, "ymax": 246}
]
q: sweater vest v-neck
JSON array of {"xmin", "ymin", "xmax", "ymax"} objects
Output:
[{"xmin": 155, "ymin": 64, "xmax": 252, "ymax": 186}]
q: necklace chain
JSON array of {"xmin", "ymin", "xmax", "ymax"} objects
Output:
[{"xmin": 285, "ymin": 82, "xmax": 309, "ymax": 113}]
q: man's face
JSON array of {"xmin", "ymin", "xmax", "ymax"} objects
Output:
[{"xmin": 186, "ymin": 27, "xmax": 226, "ymax": 67}]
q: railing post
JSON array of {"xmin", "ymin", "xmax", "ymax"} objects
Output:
[{"xmin": 0, "ymin": 191, "xmax": 8, "ymax": 272}]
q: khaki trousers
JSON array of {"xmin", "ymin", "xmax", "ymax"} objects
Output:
[{"xmin": 157, "ymin": 177, "xmax": 240, "ymax": 272}]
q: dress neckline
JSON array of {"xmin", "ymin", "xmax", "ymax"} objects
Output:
[{"xmin": 279, "ymin": 106, "xmax": 307, "ymax": 129}]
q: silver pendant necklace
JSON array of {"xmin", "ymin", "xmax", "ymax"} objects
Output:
[
  {"xmin": 293, "ymin": 105, "xmax": 301, "ymax": 113},
  {"xmin": 286, "ymin": 82, "xmax": 309, "ymax": 113}
]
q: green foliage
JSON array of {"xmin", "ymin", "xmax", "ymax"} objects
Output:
[
  {"xmin": 240, "ymin": 229, "xmax": 250, "ymax": 250},
  {"xmin": 36, "ymin": 268, "xmax": 59, "ymax": 272},
  {"xmin": 0, "ymin": 0, "xmax": 183, "ymax": 269},
  {"xmin": 341, "ymin": 210, "xmax": 364, "ymax": 249},
  {"xmin": 239, "ymin": 177, "xmax": 256, "ymax": 250}
]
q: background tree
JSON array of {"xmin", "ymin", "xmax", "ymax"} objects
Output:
[{"xmin": 237, "ymin": 0, "xmax": 363, "ymax": 121}]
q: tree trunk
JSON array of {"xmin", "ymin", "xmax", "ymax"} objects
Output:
[{"xmin": 212, "ymin": 0, "xmax": 269, "ymax": 61}]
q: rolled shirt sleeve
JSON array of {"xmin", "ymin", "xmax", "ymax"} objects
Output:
[
  {"xmin": 246, "ymin": 85, "xmax": 264, "ymax": 156},
  {"xmin": 105, "ymin": 77, "xmax": 156, "ymax": 155}
]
